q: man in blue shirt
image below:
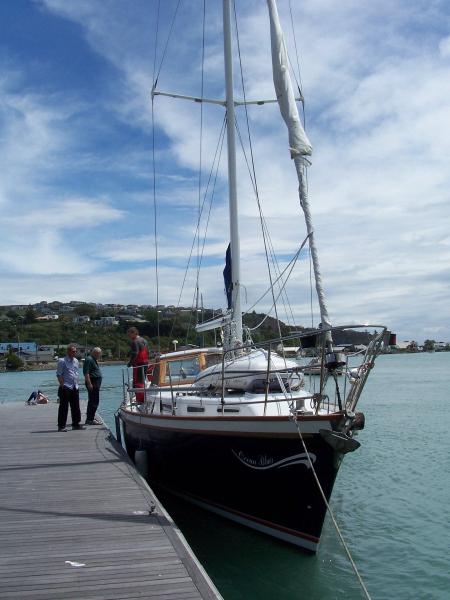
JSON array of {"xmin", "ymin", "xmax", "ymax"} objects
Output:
[{"xmin": 56, "ymin": 344, "xmax": 84, "ymax": 432}]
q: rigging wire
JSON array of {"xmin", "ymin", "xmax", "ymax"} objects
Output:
[
  {"xmin": 186, "ymin": 121, "xmax": 227, "ymax": 343},
  {"xmin": 309, "ymin": 243, "xmax": 315, "ymax": 328},
  {"xmin": 288, "ymin": 0, "xmax": 304, "ymax": 94},
  {"xmin": 195, "ymin": 0, "xmax": 207, "ymax": 335},
  {"xmin": 286, "ymin": 0, "xmax": 317, "ymax": 329},
  {"xmin": 151, "ymin": 1, "xmax": 224, "ymax": 345},
  {"xmin": 288, "ymin": 0, "xmax": 306, "ymax": 128},
  {"xmin": 152, "ymin": 0, "xmax": 182, "ymax": 87},
  {"xmin": 244, "ymin": 234, "xmax": 311, "ymax": 329},
  {"xmin": 233, "ymin": 118, "xmax": 298, "ymax": 329},
  {"xmin": 193, "ymin": 121, "xmax": 226, "ymax": 294},
  {"xmin": 233, "ymin": 2, "xmax": 283, "ymax": 339},
  {"xmin": 152, "ymin": 0, "xmax": 162, "ymax": 349},
  {"xmin": 168, "ymin": 117, "xmax": 227, "ymax": 340},
  {"xmin": 151, "ymin": 0, "xmax": 184, "ymax": 349}
]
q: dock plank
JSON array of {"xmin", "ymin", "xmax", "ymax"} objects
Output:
[{"xmin": 0, "ymin": 403, "xmax": 222, "ymax": 600}]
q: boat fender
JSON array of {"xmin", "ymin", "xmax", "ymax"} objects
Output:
[
  {"xmin": 114, "ymin": 413, "xmax": 122, "ymax": 445},
  {"xmin": 319, "ymin": 429, "xmax": 361, "ymax": 453}
]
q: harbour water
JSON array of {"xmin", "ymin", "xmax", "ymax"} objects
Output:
[{"xmin": 1, "ymin": 352, "xmax": 448, "ymax": 599}]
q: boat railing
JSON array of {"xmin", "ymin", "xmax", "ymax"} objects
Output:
[{"xmin": 122, "ymin": 323, "xmax": 387, "ymax": 415}]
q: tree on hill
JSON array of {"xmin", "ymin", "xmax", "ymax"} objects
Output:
[
  {"xmin": 423, "ymin": 339, "xmax": 435, "ymax": 352},
  {"xmin": 24, "ymin": 305, "xmax": 37, "ymax": 324},
  {"xmin": 73, "ymin": 304, "xmax": 97, "ymax": 317},
  {"xmin": 5, "ymin": 350, "xmax": 23, "ymax": 370}
]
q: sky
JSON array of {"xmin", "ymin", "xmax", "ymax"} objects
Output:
[{"xmin": 1, "ymin": 0, "xmax": 449, "ymax": 344}]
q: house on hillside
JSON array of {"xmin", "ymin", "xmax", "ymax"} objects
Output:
[
  {"xmin": 59, "ymin": 305, "xmax": 75, "ymax": 313},
  {"xmin": 73, "ymin": 315, "xmax": 90, "ymax": 325},
  {"xmin": 396, "ymin": 340, "xmax": 419, "ymax": 352},
  {"xmin": 93, "ymin": 316, "xmax": 119, "ymax": 326}
]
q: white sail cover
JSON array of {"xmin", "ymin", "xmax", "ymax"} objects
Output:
[
  {"xmin": 267, "ymin": 0, "xmax": 312, "ymax": 158},
  {"xmin": 267, "ymin": 0, "xmax": 332, "ymax": 334}
]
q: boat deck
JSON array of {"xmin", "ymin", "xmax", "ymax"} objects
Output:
[{"xmin": 0, "ymin": 402, "xmax": 222, "ymax": 600}]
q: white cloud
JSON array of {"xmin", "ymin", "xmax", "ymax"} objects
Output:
[
  {"xmin": 439, "ymin": 35, "xmax": 450, "ymax": 58},
  {"xmin": 0, "ymin": 0, "xmax": 448, "ymax": 343},
  {"xmin": 3, "ymin": 199, "xmax": 124, "ymax": 230}
]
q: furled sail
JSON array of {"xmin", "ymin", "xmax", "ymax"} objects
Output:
[
  {"xmin": 267, "ymin": 0, "xmax": 312, "ymax": 158},
  {"xmin": 267, "ymin": 0, "xmax": 332, "ymax": 336}
]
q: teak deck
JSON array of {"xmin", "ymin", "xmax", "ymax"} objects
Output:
[{"xmin": 0, "ymin": 402, "xmax": 222, "ymax": 599}]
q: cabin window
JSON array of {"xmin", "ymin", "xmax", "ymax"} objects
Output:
[
  {"xmin": 165, "ymin": 357, "xmax": 201, "ymax": 383},
  {"xmin": 205, "ymin": 353, "xmax": 222, "ymax": 368}
]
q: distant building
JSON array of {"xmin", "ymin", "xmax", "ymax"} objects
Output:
[
  {"xmin": 93, "ymin": 316, "xmax": 119, "ymax": 326},
  {"xmin": 36, "ymin": 314, "xmax": 59, "ymax": 321},
  {"xmin": 33, "ymin": 301, "xmax": 48, "ymax": 308},
  {"xmin": 116, "ymin": 314, "xmax": 146, "ymax": 323},
  {"xmin": 48, "ymin": 301, "xmax": 63, "ymax": 311},
  {"xmin": 396, "ymin": 340, "xmax": 419, "ymax": 352},
  {"xmin": 35, "ymin": 306, "xmax": 52, "ymax": 315},
  {"xmin": 104, "ymin": 303, "xmax": 123, "ymax": 311},
  {"xmin": 73, "ymin": 315, "xmax": 90, "ymax": 325},
  {"xmin": 125, "ymin": 305, "xmax": 139, "ymax": 314},
  {"xmin": 0, "ymin": 342, "xmax": 37, "ymax": 356},
  {"xmin": 59, "ymin": 305, "xmax": 75, "ymax": 313}
]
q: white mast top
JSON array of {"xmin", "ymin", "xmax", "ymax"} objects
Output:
[{"xmin": 223, "ymin": 0, "xmax": 243, "ymax": 345}]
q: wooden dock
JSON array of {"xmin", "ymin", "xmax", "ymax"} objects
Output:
[{"xmin": 0, "ymin": 402, "xmax": 222, "ymax": 600}]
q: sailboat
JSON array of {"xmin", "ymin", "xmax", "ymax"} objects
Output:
[{"xmin": 118, "ymin": 0, "xmax": 387, "ymax": 553}]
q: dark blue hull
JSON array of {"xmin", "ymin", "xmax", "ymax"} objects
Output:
[{"xmin": 120, "ymin": 411, "xmax": 341, "ymax": 552}]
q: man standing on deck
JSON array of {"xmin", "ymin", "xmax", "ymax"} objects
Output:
[
  {"xmin": 83, "ymin": 347, "xmax": 103, "ymax": 425},
  {"xmin": 127, "ymin": 327, "xmax": 149, "ymax": 403},
  {"xmin": 56, "ymin": 344, "xmax": 84, "ymax": 432}
]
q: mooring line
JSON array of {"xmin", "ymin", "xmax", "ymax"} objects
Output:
[{"xmin": 291, "ymin": 414, "xmax": 372, "ymax": 600}]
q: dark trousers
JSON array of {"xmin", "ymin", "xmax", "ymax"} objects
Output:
[
  {"xmin": 86, "ymin": 378, "xmax": 102, "ymax": 421},
  {"xmin": 57, "ymin": 387, "xmax": 81, "ymax": 428}
]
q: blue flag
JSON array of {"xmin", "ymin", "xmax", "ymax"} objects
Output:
[{"xmin": 223, "ymin": 244, "xmax": 232, "ymax": 310}]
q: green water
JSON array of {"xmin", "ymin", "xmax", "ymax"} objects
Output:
[{"xmin": 1, "ymin": 353, "xmax": 448, "ymax": 599}]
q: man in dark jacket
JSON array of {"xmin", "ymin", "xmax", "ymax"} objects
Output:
[{"xmin": 83, "ymin": 347, "xmax": 103, "ymax": 425}]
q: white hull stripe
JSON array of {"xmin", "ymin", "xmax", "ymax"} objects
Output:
[{"xmin": 121, "ymin": 410, "xmax": 337, "ymax": 435}]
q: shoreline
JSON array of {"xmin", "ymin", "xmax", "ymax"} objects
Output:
[
  {"xmin": 1, "ymin": 350, "xmax": 448, "ymax": 374},
  {"xmin": 1, "ymin": 360, "xmax": 127, "ymax": 373}
]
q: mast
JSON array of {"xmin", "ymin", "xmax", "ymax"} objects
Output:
[{"xmin": 223, "ymin": 0, "xmax": 242, "ymax": 345}]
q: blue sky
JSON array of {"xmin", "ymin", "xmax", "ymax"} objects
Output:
[{"xmin": 1, "ymin": 0, "xmax": 449, "ymax": 343}]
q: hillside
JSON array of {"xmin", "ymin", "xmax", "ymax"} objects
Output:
[{"xmin": 0, "ymin": 302, "xmax": 375, "ymax": 360}]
